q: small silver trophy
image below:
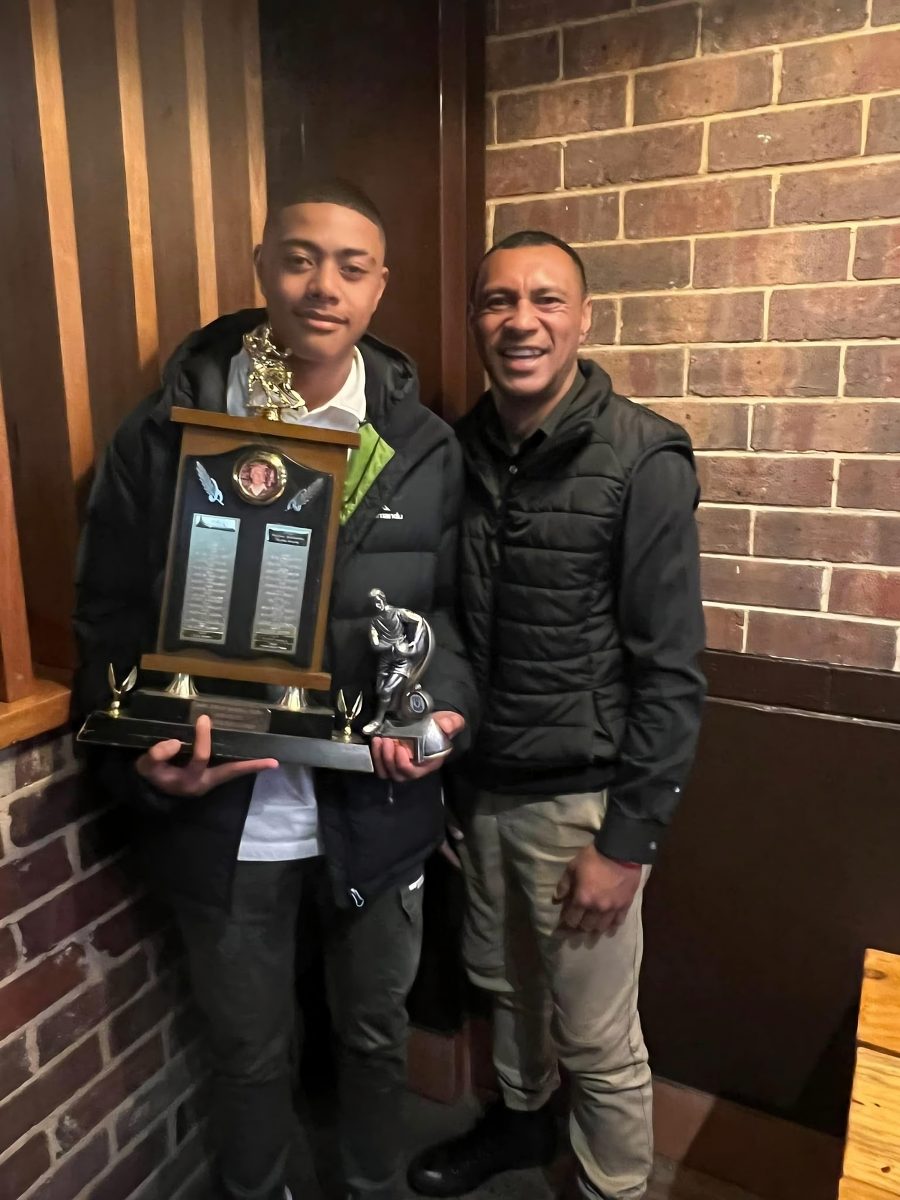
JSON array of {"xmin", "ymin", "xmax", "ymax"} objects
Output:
[{"xmin": 361, "ymin": 589, "xmax": 452, "ymax": 764}]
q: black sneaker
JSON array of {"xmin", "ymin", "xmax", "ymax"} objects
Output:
[{"xmin": 407, "ymin": 1100, "xmax": 558, "ymax": 1197}]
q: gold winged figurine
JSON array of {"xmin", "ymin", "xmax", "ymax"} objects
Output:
[
  {"xmin": 107, "ymin": 664, "xmax": 138, "ymax": 718},
  {"xmin": 335, "ymin": 690, "xmax": 363, "ymax": 742},
  {"xmin": 244, "ymin": 324, "xmax": 306, "ymax": 421}
]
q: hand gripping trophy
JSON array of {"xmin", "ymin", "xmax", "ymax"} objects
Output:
[{"xmin": 361, "ymin": 589, "xmax": 452, "ymax": 764}]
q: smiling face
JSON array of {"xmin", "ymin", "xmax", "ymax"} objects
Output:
[
  {"xmin": 254, "ymin": 202, "xmax": 388, "ymax": 367},
  {"xmin": 470, "ymin": 244, "xmax": 592, "ymax": 413}
]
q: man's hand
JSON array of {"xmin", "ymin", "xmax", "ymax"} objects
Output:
[
  {"xmin": 135, "ymin": 714, "xmax": 278, "ymax": 797},
  {"xmin": 553, "ymin": 844, "xmax": 641, "ymax": 936},
  {"xmin": 371, "ymin": 711, "xmax": 466, "ymax": 783}
]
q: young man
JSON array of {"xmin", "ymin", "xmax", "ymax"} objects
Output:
[
  {"xmin": 74, "ymin": 182, "xmax": 476, "ymax": 1200},
  {"xmin": 408, "ymin": 231, "xmax": 706, "ymax": 1200}
]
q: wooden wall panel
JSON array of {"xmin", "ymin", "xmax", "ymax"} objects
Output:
[{"xmin": 0, "ymin": 0, "xmax": 265, "ymax": 673}]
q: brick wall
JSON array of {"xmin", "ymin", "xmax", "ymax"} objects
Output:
[
  {"xmin": 0, "ymin": 730, "xmax": 209, "ymax": 1200},
  {"xmin": 486, "ymin": 0, "xmax": 900, "ymax": 671}
]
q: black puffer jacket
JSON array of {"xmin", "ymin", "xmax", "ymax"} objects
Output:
[
  {"xmin": 455, "ymin": 359, "xmax": 704, "ymax": 860},
  {"xmin": 74, "ymin": 309, "xmax": 477, "ymax": 911}
]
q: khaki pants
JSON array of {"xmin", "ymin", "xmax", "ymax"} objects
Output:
[{"xmin": 459, "ymin": 790, "xmax": 653, "ymax": 1200}]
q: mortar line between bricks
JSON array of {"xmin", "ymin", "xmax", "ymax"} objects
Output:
[
  {"xmin": 625, "ymin": 72, "xmax": 635, "ymax": 128},
  {"xmin": 599, "ymin": 330, "xmax": 900, "ymax": 344},
  {"xmin": 861, "ymin": 94, "xmax": 873, "ymax": 152},
  {"xmin": 2, "ymin": 760, "xmax": 81, "ymax": 807},
  {"xmin": 699, "ymin": 119, "xmax": 709, "ymax": 175},
  {"xmin": 748, "ymin": 509, "xmax": 758, "ymax": 555},
  {"xmin": 865, "ymin": 0, "xmax": 874, "ymax": 27},
  {"xmin": 703, "ymin": 554, "xmax": 900, "ymax": 570},
  {"xmin": 772, "ymin": 48, "xmax": 783, "ymax": 105},
  {"xmin": 740, "ymin": 609, "xmax": 750, "ymax": 654},
  {"xmin": 489, "ymin": 20, "xmax": 891, "ymax": 57},
  {"xmin": 821, "ymin": 564, "xmax": 835, "ymax": 611},
  {"xmin": 700, "ymin": 497, "xmax": 899, "ymax": 511},
  {"xmin": 745, "ymin": 404, "xmax": 753, "ymax": 451},
  {"xmin": 501, "ymin": 211, "xmax": 899, "ymax": 241},
  {"xmin": 701, "ymin": 602, "xmax": 899, "ymax": 626},
  {"xmin": 838, "ymin": 344, "xmax": 849, "ymax": 397},
  {"xmin": 0, "ymin": 853, "xmax": 131, "ymax": 930},
  {"xmin": 832, "ymin": 459, "xmax": 843, "ymax": 508},
  {"xmin": 894, "ymin": 629, "xmax": 900, "ymax": 673},
  {"xmin": 847, "ymin": 224, "xmax": 860, "ymax": 278},
  {"xmin": 1, "ymin": 802, "xmax": 120, "ymax": 869},
  {"xmin": 489, "ymin": 147, "xmax": 900, "ymax": 191}
]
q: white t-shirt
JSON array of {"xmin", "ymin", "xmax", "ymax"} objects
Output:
[{"xmin": 226, "ymin": 346, "xmax": 367, "ymax": 861}]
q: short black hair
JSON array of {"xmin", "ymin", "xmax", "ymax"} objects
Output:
[
  {"xmin": 264, "ymin": 178, "xmax": 385, "ymax": 242},
  {"xmin": 473, "ymin": 229, "xmax": 587, "ymax": 297}
]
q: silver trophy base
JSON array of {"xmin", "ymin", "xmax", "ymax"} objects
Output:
[{"xmin": 378, "ymin": 715, "xmax": 452, "ymax": 764}]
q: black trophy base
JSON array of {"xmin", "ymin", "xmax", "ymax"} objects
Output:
[
  {"xmin": 77, "ymin": 710, "xmax": 373, "ymax": 772},
  {"xmin": 127, "ymin": 688, "xmax": 335, "ymax": 739}
]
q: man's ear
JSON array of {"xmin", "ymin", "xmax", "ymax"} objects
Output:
[
  {"xmin": 579, "ymin": 294, "xmax": 593, "ymax": 345},
  {"xmin": 373, "ymin": 265, "xmax": 389, "ymax": 311}
]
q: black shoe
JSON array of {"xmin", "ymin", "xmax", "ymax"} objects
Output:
[{"xmin": 407, "ymin": 1101, "xmax": 558, "ymax": 1197}]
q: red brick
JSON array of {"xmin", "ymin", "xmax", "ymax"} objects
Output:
[
  {"xmin": 0, "ymin": 943, "xmax": 88, "ymax": 1041},
  {"xmin": 853, "ymin": 224, "xmax": 900, "ymax": 280},
  {"xmin": 873, "ymin": 0, "xmax": 900, "ymax": 24},
  {"xmin": 645, "ymin": 401, "xmax": 748, "ymax": 450},
  {"xmin": 115, "ymin": 1053, "xmax": 193, "ymax": 1149},
  {"xmin": 9, "ymin": 774, "xmax": 95, "ymax": 848},
  {"xmin": 566, "ymin": 123, "xmax": 702, "ymax": 187},
  {"xmin": 0, "ymin": 839, "xmax": 72, "ymax": 921},
  {"xmin": 486, "ymin": 143, "xmax": 561, "ymax": 198},
  {"xmin": 29, "ymin": 1132, "xmax": 110, "ymax": 1200},
  {"xmin": 13, "ymin": 733, "xmax": 68, "ymax": 790},
  {"xmin": 109, "ymin": 975, "xmax": 182, "ymax": 1056},
  {"xmin": 776, "ymin": 163, "xmax": 900, "ymax": 224},
  {"xmin": 487, "ymin": 31, "xmax": 559, "ymax": 91},
  {"xmin": 0, "ymin": 1133, "xmax": 51, "ymax": 1199},
  {"xmin": 634, "ymin": 52, "xmax": 773, "ymax": 125},
  {"xmin": 695, "ymin": 456, "xmax": 834, "ymax": 506},
  {"xmin": 845, "ymin": 346, "xmax": 900, "ymax": 398},
  {"xmin": 0, "ymin": 1035, "xmax": 31, "ymax": 1102},
  {"xmin": 587, "ymin": 300, "xmax": 617, "ymax": 344},
  {"xmin": 694, "ymin": 229, "xmax": 851, "ymax": 288},
  {"xmin": 753, "ymin": 403, "xmax": 900, "ymax": 454},
  {"xmin": 837, "ymin": 460, "xmax": 900, "ymax": 511},
  {"xmin": 0, "ymin": 1037, "xmax": 102, "ymax": 1156},
  {"xmin": 78, "ymin": 808, "xmax": 129, "ymax": 871},
  {"xmin": 19, "ymin": 863, "xmax": 132, "ymax": 958},
  {"xmin": 56, "ymin": 1033, "xmax": 165, "ymax": 1152},
  {"xmin": 91, "ymin": 897, "xmax": 165, "ymax": 958},
  {"xmin": 626, "ymin": 177, "xmax": 771, "ymax": 238},
  {"xmin": 696, "ymin": 505, "xmax": 752, "ymax": 554},
  {"xmin": 621, "ymin": 292, "xmax": 763, "ymax": 345},
  {"xmin": 769, "ymin": 285, "xmax": 900, "ymax": 341},
  {"xmin": 781, "ymin": 29, "xmax": 900, "ymax": 103},
  {"xmin": 90, "ymin": 1124, "xmax": 169, "ymax": 1200},
  {"xmin": 582, "ymin": 240, "xmax": 690, "ymax": 293},
  {"xmin": 690, "ymin": 347, "xmax": 841, "ymax": 397},
  {"xmin": 746, "ymin": 611, "xmax": 896, "ymax": 670},
  {"xmin": 709, "ymin": 102, "xmax": 861, "ymax": 172},
  {"xmin": 0, "ymin": 925, "xmax": 18, "ymax": 981},
  {"xmin": 38, "ymin": 950, "xmax": 149, "ymax": 1065},
  {"xmin": 563, "ymin": 5, "xmax": 699, "ymax": 78},
  {"xmin": 830, "ymin": 569, "xmax": 900, "ymax": 620},
  {"xmin": 493, "ymin": 192, "xmax": 619, "ymax": 244},
  {"xmin": 585, "ymin": 348, "xmax": 686, "ymax": 396},
  {"xmin": 702, "ymin": 0, "xmax": 866, "ymax": 55},
  {"xmin": 703, "ymin": 604, "xmax": 745, "ymax": 651},
  {"xmin": 498, "ymin": 0, "xmax": 628, "ymax": 34},
  {"xmin": 754, "ymin": 511, "xmax": 900, "ymax": 564},
  {"xmin": 868, "ymin": 94, "xmax": 900, "ymax": 155},
  {"xmin": 702, "ymin": 557, "xmax": 825, "ymax": 610},
  {"xmin": 497, "ymin": 77, "xmax": 626, "ymax": 141}
]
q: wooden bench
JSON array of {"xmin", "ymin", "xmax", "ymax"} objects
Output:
[{"xmin": 840, "ymin": 949, "xmax": 900, "ymax": 1199}]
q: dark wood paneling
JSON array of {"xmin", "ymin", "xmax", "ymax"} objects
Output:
[
  {"xmin": 57, "ymin": 0, "xmax": 143, "ymax": 456},
  {"xmin": 703, "ymin": 649, "xmax": 900, "ymax": 723},
  {"xmin": 137, "ymin": 0, "xmax": 202, "ymax": 365},
  {"xmin": 259, "ymin": 0, "xmax": 485, "ymax": 417},
  {"xmin": 642, "ymin": 698, "xmax": 900, "ymax": 1135},
  {"xmin": 0, "ymin": 0, "xmax": 80, "ymax": 669}
]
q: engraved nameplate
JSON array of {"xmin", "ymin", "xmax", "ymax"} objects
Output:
[
  {"xmin": 251, "ymin": 524, "xmax": 311, "ymax": 655},
  {"xmin": 180, "ymin": 514, "xmax": 240, "ymax": 645},
  {"xmin": 188, "ymin": 698, "xmax": 270, "ymax": 733}
]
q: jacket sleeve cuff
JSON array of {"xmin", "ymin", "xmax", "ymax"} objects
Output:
[{"xmin": 594, "ymin": 814, "xmax": 667, "ymax": 865}]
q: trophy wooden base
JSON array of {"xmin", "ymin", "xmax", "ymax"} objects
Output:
[{"xmin": 77, "ymin": 711, "xmax": 373, "ymax": 771}]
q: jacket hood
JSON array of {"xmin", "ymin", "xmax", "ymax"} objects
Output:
[{"xmin": 154, "ymin": 307, "xmax": 420, "ymax": 428}]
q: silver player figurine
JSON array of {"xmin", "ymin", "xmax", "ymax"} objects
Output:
[{"xmin": 361, "ymin": 589, "xmax": 452, "ymax": 763}]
